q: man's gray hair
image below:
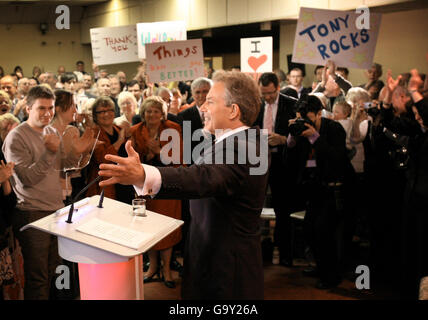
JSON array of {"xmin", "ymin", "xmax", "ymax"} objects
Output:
[{"xmin": 191, "ymin": 77, "xmax": 213, "ymax": 92}]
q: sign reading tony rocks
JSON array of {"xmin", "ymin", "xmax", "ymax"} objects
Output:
[
  {"xmin": 137, "ymin": 20, "xmax": 187, "ymax": 59},
  {"xmin": 292, "ymin": 7, "xmax": 382, "ymax": 69},
  {"xmin": 90, "ymin": 25, "xmax": 139, "ymax": 66},
  {"xmin": 145, "ymin": 39, "xmax": 204, "ymax": 83}
]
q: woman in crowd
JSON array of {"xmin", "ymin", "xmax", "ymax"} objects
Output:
[
  {"xmin": 345, "ymin": 87, "xmax": 371, "ymax": 173},
  {"xmin": 113, "ymin": 91, "xmax": 137, "ymax": 127},
  {"xmin": 13, "ymin": 66, "xmax": 24, "ymax": 80},
  {"xmin": 32, "ymin": 66, "xmax": 42, "ymax": 80},
  {"xmin": 0, "ymin": 152, "xmax": 18, "ymax": 300},
  {"xmin": 0, "ymin": 113, "xmax": 20, "ymax": 147},
  {"xmin": 50, "ymin": 90, "xmax": 94, "ymax": 201},
  {"xmin": 0, "ymin": 111, "xmax": 20, "ymax": 299},
  {"xmin": 130, "ymin": 96, "xmax": 183, "ymax": 289},
  {"xmin": 86, "ymin": 96, "xmax": 134, "ymax": 203},
  {"xmin": 0, "ymin": 90, "xmax": 12, "ymax": 117}
]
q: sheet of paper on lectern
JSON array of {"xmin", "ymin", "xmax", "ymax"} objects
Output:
[{"xmin": 76, "ymin": 218, "xmax": 154, "ymax": 250}]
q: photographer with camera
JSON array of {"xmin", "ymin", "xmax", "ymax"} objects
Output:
[{"xmin": 285, "ymin": 94, "xmax": 353, "ymax": 289}]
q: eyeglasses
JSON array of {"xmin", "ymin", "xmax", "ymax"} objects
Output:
[
  {"xmin": 94, "ymin": 109, "xmax": 115, "ymax": 115},
  {"xmin": 261, "ymin": 90, "xmax": 278, "ymax": 96}
]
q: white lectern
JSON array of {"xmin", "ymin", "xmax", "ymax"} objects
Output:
[{"xmin": 21, "ymin": 195, "xmax": 183, "ymax": 300}]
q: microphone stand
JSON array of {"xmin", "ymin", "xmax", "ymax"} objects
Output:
[
  {"xmin": 66, "ymin": 175, "xmax": 103, "ymax": 224},
  {"xmin": 97, "ymin": 188, "xmax": 105, "ymax": 208},
  {"xmin": 279, "ymin": 92, "xmax": 299, "ymax": 102}
]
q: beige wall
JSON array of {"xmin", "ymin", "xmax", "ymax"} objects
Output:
[
  {"xmin": 280, "ymin": 8, "xmax": 428, "ymax": 88},
  {"xmin": 0, "ymin": 24, "xmax": 91, "ymax": 76},
  {"xmin": 1, "ymin": 2, "xmax": 426, "ymax": 86},
  {"xmin": 80, "ymin": 0, "xmax": 416, "ymax": 38}
]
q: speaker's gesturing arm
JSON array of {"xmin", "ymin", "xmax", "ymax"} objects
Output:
[{"xmin": 98, "ymin": 140, "xmax": 146, "ymax": 189}]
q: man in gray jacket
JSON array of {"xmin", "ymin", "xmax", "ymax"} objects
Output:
[{"xmin": 2, "ymin": 85, "xmax": 83, "ymax": 299}]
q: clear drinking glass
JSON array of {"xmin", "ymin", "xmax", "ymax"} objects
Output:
[{"xmin": 132, "ymin": 199, "xmax": 146, "ymax": 217}]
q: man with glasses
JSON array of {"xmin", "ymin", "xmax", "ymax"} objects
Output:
[{"xmin": 254, "ymin": 72, "xmax": 297, "ymax": 267}]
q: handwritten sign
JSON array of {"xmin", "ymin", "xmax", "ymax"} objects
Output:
[
  {"xmin": 292, "ymin": 7, "xmax": 381, "ymax": 69},
  {"xmin": 90, "ymin": 25, "xmax": 139, "ymax": 66},
  {"xmin": 145, "ymin": 39, "xmax": 204, "ymax": 83},
  {"xmin": 137, "ymin": 21, "xmax": 187, "ymax": 59},
  {"xmin": 240, "ymin": 37, "xmax": 272, "ymax": 73}
]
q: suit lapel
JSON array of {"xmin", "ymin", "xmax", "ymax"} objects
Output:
[{"xmin": 191, "ymin": 106, "xmax": 203, "ymax": 130}]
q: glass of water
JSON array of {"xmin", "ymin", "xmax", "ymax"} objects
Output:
[{"xmin": 132, "ymin": 199, "xmax": 146, "ymax": 217}]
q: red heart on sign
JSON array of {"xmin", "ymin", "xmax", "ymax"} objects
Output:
[{"xmin": 248, "ymin": 55, "xmax": 268, "ymax": 72}]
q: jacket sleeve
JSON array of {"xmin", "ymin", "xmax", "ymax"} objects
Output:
[
  {"xmin": 313, "ymin": 122, "xmax": 348, "ymax": 182},
  {"xmin": 334, "ymin": 73, "xmax": 352, "ymax": 94},
  {"xmin": 155, "ymin": 163, "xmax": 248, "ymax": 200}
]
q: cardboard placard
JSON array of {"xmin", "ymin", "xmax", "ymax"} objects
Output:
[
  {"xmin": 292, "ymin": 7, "xmax": 382, "ymax": 69},
  {"xmin": 137, "ymin": 20, "xmax": 187, "ymax": 59},
  {"xmin": 240, "ymin": 37, "xmax": 273, "ymax": 73},
  {"xmin": 90, "ymin": 25, "xmax": 139, "ymax": 66},
  {"xmin": 145, "ymin": 39, "xmax": 204, "ymax": 83}
]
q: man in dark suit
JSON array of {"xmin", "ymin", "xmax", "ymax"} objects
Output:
[
  {"xmin": 254, "ymin": 72, "xmax": 297, "ymax": 266},
  {"xmin": 285, "ymin": 95, "xmax": 351, "ymax": 289},
  {"xmin": 177, "ymin": 77, "xmax": 212, "ymax": 165},
  {"xmin": 98, "ymin": 71, "xmax": 270, "ymax": 300}
]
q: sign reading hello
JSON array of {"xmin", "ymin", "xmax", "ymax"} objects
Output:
[{"xmin": 137, "ymin": 20, "xmax": 187, "ymax": 59}]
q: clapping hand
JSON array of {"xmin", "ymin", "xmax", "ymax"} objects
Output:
[
  {"xmin": 386, "ymin": 69, "xmax": 402, "ymax": 94},
  {"xmin": 408, "ymin": 69, "xmax": 423, "ymax": 92},
  {"xmin": 72, "ymin": 129, "xmax": 97, "ymax": 154},
  {"xmin": 0, "ymin": 160, "xmax": 14, "ymax": 184},
  {"xmin": 43, "ymin": 133, "xmax": 61, "ymax": 153}
]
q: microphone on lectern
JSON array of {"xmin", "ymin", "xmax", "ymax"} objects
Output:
[
  {"xmin": 66, "ymin": 175, "xmax": 103, "ymax": 224},
  {"xmin": 97, "ymin": 188, "xmax": 105, "ymax": 208}
]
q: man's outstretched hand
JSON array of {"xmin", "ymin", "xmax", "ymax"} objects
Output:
[{"xmin": 98, "ymin": 141, "xmax": 146, "ymax": 188}]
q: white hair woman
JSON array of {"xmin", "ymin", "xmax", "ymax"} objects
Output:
[
  {"xmin": 114, "ymin": 91, "xmax": 137, "ymax": 127},
  {"xmin": 344, "ymin": 87, "xmax": 372, "ymax": 173}
]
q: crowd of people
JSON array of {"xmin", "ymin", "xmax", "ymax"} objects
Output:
[{"xmin": 0, "ymin": 57, "xmax": 427, "ymax": 300}]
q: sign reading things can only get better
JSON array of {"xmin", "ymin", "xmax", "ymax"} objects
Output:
[{"xmin": 145, "ymin": 39, "xmax": 204, "ymax": 83}]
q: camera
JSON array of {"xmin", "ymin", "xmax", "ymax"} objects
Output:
[
  {"xmin": 363, "ymin": 101, "xmax": 381, "ymax": 117},
  {"xmin": 363, "ymin": 102, "xmax": 372, "ymax": 109},
  {"xmin": 289, "ymin": 118, "xmax": 313, "ymax": 136}
]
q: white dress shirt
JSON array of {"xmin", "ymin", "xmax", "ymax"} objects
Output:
[{"xmin": 263, "ymin": 94, "xmax": 279, "ymax": 133}]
